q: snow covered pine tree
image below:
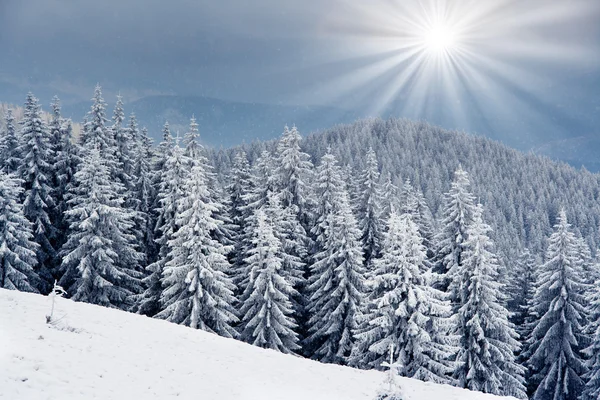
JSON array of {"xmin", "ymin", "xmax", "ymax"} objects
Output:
[
  {"xmin": 59, "ymin": 148, "xmax": 142, "ymax": 308},
  {"xmin": 239, "ymin": 208, "xmax": 300, "ymax": 353},
  {"xmin": 524, "ymin": 210, "xmax": 588, "ymax": 400},
  {"xmin": 351, "ymin": 211, "xmax": 455, "ymax": 385},
  {"xmin": 0, "ymin": 171, "xmax": 40, "ymax": 292}
]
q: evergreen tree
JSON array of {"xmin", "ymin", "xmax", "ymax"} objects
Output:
[
  {"xmin": 59, "ymin": 148, "xmax": 142, "ymax": 308},
  {"xmin": 137, "ymin": 141, "xmax": 186, "ymax": 317},
  {"xmin": 311, "ymin": 149, "xmax": 346, "ymax": 242},
  {"xmin": 53, "ymin": 118, "xmax": 80, "ymax": 210},
  {"xmin": 351, "ymin": 211, "xmax": 455, "ymax": 385},
  {"xmin": 182, "ymin": 117, "xmax": 234, "ymax": 252},
  {"xmin": 114, "ymin": 109, "xmax": 136, "ymax": 191},
  {"xmin": 261, "ymin": 191, "xmax": 306, "ymax": 320},
  {"xmin": 307, "ymin": 152, "xmax": 365, "ymax": 363},
  {"xmin": 575, "ymin": 234, "xmax": 595, "ymax": 285},
  {"xmin": 0, "ymin": 171, "xmax": 39, "ymax": 292},
  {"xmin": 400, "ymin": 179, "xmax": 435, "ymax": 255},
  {"xmin": 17, "ymin": 92, "xmax": 56, "ymax": 292},
  {"xmin": 453, "ymin": 204, "xmax": 526, "ymax": 398},
  {"xmin": 156, "ymin": 162, "xmax": 238, "ymax": 337},
  {"xmin": 274, "ymin": 125, "xmax": 314, "ymax": 244},
  {"xmin": 506, "ymin": 249, "xmax": 537, "ymax": 339},
  {"xmin": 81, "ymin": 85, "xmax": 116, "ymax": 161},
  {"xmin": 227, "ymin": 150, "xmax": 253, "ymax": 284},
  {"xmin": 341, "ymin": 164, "xmax": 359, "ymax": 206},
  {"xmin": 237, "ymin": 152, "xmax": 306, "ymax": 337},
  {"xmin": 239, "ymin": 208, "xmax": 300, "ymax": 353},
  {"xmin": 582, "ymin": 276, "xmax": 600, "ymax": 400},
  {"xmin": 112, "ymin": 95, "xmax": 125, "ymax": 139},
  {"xmin": 48, "ymin": 96, "xmax": 64, "ymax": 165},
  {"xmin": 525, "ymin": 210, "xmax": 588, "ymax": 400},
  {"xmin": 434, "ymin": 166, "xmax": 476, "ymax": 297},
  {"xmin": 48, "ymin": 98, "xmax": 80, "ymax": 253},
  {"xmin": 237, "ymin": 151, "xmax": 287, "ymax": 293},
  {"xmin": 131, "ymin": 126, "xmax": 155, "ymax": 268},
  {"xmin": 380, "ymin": 171, "xmax": 399, "ymax": 220},
  {"xmin": 0, "ymin": 108, "xmax": 19, "ymax": 173},
  {"xmin": 275, "ymin": 125, "xmax": 313, "ymax": 214},
  {"xmin": 245, "ymin": 151, "xmax": 278, "ymax": 211},
  {"xmin": 357, "ymin": 147, "xmax": 384, "ymax": 270},
  {"xmin": 154, "ymin": 122, "xmax": 174, "ymax": 173},
  {"xmin": 183, "ymin": 116, "xmax": 201, "ymax": 161}
]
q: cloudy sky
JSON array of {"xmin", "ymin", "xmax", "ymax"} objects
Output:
[{"xmin": 1, "ymin": 0, "xmax": 599, "ymax": 148}]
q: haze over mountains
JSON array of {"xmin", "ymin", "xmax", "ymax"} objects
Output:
[
  {"xmin": 1, "ymin": 86, "xmax": 598, "ymax": 169},
  {"xmin": 54, "ymin": 92, "xmax": 598, "ymax": 170}
]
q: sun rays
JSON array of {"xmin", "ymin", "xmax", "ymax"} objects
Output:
[{"xmin": 286, "ymin": 0, "xmax": 599, "ymax": 145}]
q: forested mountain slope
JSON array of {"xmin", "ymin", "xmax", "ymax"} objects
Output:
[{"xmin": 215, "ymin": 117, "xmax": 600, "ymax": 261}]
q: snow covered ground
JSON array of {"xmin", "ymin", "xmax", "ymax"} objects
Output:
[{"xmin": 0, "ymin": 289, "xmax": 515, "ymax": 400}]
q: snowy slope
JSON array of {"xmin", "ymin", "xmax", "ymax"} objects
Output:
[{"xmin": 0, "ymin": 289, "xmax": 514, "ymax": 400}]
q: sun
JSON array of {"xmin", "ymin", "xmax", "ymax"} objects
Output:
[{"xmin": 423, "ymin": 22, "xmax": 458, "ymax": 54}]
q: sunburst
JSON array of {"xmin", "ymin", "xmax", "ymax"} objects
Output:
[{"xmin": 287, "ymin": 0, "xmax": 598, "ymax": 146}]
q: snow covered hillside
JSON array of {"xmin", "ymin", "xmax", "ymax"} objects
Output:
[{"xmin": 0, "ymin": 289, "xmax": 514, "ymax": 400}]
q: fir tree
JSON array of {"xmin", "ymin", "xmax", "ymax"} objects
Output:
[
  {"xmin": 0, "ymin": 171, "xmax": 40, "ymax": 292},
  {"xmin": 53, "ymin": 118, "xmax": 80, "ymax": 206},
  {"xmin": 351, "ymin": 211, "xmax": 455, "ymax": 385},
  {"xmin": 48, "ymin": 98, "xmax": 80, "ymax": 254},
  {"xmin": 506, "ymin": 249, "xmax": 537, "ymax": 339},
  {"xmin": 272, "ymin": 127, "xmax": 312, "ymax": 328},
  {"xmin": 274, "ymin": 125, "xmax": 314, "ymax": 262},
  {"xmin": 434, "ymin": 166, "xmax": 476, "ymax": 297},
  {"xmin": 261, "ymin": 191, "xmax": 306, "ymax": 319},
  {"xmin": 114, "ymin": 109, "xmax": 136, "ymax": 191},
  {"xmin": 575, "ymin": 234, "xmax": 595, "ymax": 285},
  {"xmin": 245, "ymin": 151, "xmax": 278, "ymax": 211},
  {"xmin": 131, "ymin": 126, "xmax": 155, "ymax": 269},
  {"xmin": 183, "ymin": 116, "xmax": 201, "ymax": 161},
  {"xmin": 380, "ymin": 171, "xmax": 399, "ymax": 220},
  {"xmin": 453, "ymin": 204, "xmax": 526, "ymax": 398},
  {"xmin": 137, "ymin": 142, "xmax": 186, "ymax": 317},
  {"xmin": 156, "ymin": 162, "xmax": 238, "ymax": 337},
  {"xmin": 0, "ymin": 108, "xmax": 19, "ymax": 173},
  {"xmin": 275, "ymin": 125, "xmax": 313, "ymax": 220},
  {"xmin": 17, "ymin": 92, "xmax": 56, "ymax": 292},
  {"xmin": 307, "ymin": 152, "xmax": 365, "ymax": 363},
  {"xmin": 238, "ymin": 153, "xmax": 305, "ymax": 338},
  {"xmin": 154, "ymin": 122, "xmax": 174, "ymax": 173},
  {"xmin": 81, "ymin": 85, "xmax": 116, "ymax": 162},
  {"xmin": 59, "ymin": 148, "xmax": 142, "ymax": 308},
  {"xmin": 582, "ymin": 276, "xmax": 600, "ymax": 400},
  {"xmin": 236, "ymin": 151, "xmax": 282, "ymax": 294},
  {"xmin": 227, "ymin": 150, "xmax": 253, "ymax": 285},
  {"xmin": 399, "ymin": 179, "xmax": 435, "ymax": 256},
  {"xmin": 525, "ymin": 210, "xmax": 588, "ymax": 400},
  {"xmin": 357, "ymin": 147, "xmax": 384, "ymax": 270},
  {"xmin": 239, "ymin": 208, "xmax": 300, "ymax": 353},
  {"xmin": 48, "ymin": 96, "xmax": 63, "ymax": 165}
]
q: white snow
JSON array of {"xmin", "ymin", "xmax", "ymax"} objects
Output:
[{"xmin": 0, "ymin": 289, "xmax": 515, "ymax": 400}]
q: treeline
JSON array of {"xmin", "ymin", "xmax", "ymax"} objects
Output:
[
  {"xmin": 1, "ymin": 86, "xmax": 599, "ymax": 400},
  {"xmin": 215, "ymin": 118, "xmax": 600, "ymax": 264}
]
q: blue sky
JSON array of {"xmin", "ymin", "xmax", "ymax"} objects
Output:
[{"xmin": 1, "ymin": 0, "xmax": 599, "ymax": 151}]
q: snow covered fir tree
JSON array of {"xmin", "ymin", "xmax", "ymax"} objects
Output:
[{"xmin": 6, "ymin": 86, "xmax": 600, "ymax": 399}]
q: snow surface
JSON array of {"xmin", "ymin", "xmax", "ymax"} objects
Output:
[{"xmin": 0, "ymin": 289, "xmax": 515, "ymax": 400}]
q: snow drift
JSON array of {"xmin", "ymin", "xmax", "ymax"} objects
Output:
[{"xmin": 0, "ymin": 289, "xmax": 515, "ymax": 400}]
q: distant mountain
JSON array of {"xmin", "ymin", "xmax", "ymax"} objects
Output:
[
  {"xmin": 216, "ymin": 117, "xmax": 600, "ymax": 262},
  {"xmin": 58, "ymin": 93, "xmax": 600, "ymax": 170},
  {"xmin": 62, "ymin": 95, "xmax": 359, "ymax": 148}
]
